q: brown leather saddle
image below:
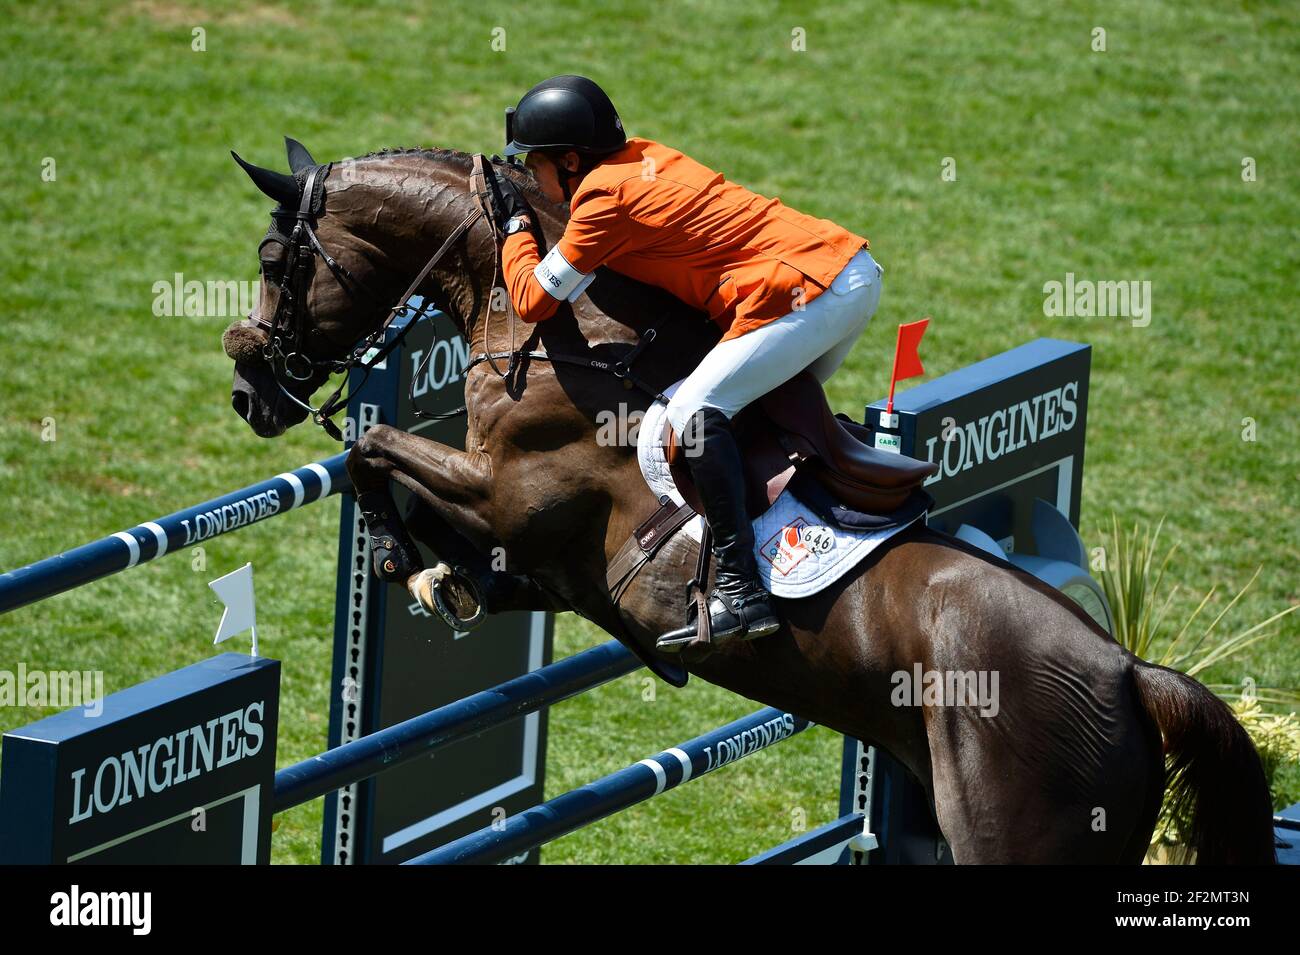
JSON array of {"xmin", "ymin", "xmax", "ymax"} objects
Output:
[{"xmin": 664, "ymin": 370, "xmax": 937, "ymax": 519}]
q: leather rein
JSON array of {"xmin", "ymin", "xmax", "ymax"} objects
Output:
[{"xmin": 253, "ymin": 154, "xmax": 664, "ymax": 441}]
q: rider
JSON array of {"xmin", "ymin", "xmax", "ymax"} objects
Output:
[{"xmin": 491, "ymin": 75, "xmax": 882, "ymax": 652}]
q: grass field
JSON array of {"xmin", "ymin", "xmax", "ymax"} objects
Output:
[{"xmin": 1, "ymin": 0, "xmax": 1296, "ymax": 863}]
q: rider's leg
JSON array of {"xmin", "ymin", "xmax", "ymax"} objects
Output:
[
  {"xmin": 805, "ymin": 252, "xmax": 883, "ymax": 382},
  {"xmin": 657, "ymin": 250, "xmax": 883, "ymax": 651},
  {"xmin": 657, "ymin": 404, "xmax": 781, "ymax": 650},
  {"xmin": 667, "ymin": 250, "xmax": 882, "ymax": 422}
]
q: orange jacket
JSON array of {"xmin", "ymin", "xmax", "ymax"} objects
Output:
[{"xmin": 501, "ymin": 138, "xmax": 868, "ymax": 341}]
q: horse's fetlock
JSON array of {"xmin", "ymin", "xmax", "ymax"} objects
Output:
[{"xmin": 370, "ymin": 532, "xmax": 420, "ymax": 582}]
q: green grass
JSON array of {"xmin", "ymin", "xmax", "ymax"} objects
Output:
[{"xmin": 0, "ymin": 0, "xmax": 1295, "ymax": 863}]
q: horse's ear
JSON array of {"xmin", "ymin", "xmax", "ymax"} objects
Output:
[
  {"xmin": 284, "ymin": 136, "xmax": 316, "ymax": 174},
  {"xmin": 231, "ymin": 151, "xmax": 300, "ymax": 207}
]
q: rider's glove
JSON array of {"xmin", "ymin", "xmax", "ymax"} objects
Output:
[{"xmin": 487, "ymin": 169, "xmax": 533, "ymax": 234}]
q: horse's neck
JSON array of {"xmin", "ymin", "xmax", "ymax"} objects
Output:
[
  {"xmin": 349, "ymin": 154, "xmax": 709, "ymax": 497},
  {"xmin": 346, "ymin": 154, "xmax": 704, "ymax": 358}
]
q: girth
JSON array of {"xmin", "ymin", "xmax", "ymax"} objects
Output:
[{"xmin": 605, "ymin": 496, "xmax": 697, "ymax": 601}]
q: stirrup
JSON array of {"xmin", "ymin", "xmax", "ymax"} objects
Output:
[{"xmin": 656, "ymin": 589, "xmax": 779, "ymax": 654}]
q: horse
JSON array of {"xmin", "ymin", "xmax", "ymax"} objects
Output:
[{"xmin": 221, "ymin": 139, "xmax": 1275, "ymax": 863}]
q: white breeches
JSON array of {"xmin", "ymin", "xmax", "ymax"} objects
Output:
[{"xmin": 665, "ymin": 249, "xmax": 883, "ymax": 436}]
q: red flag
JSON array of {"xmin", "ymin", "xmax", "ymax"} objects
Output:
[{"xmin": 887, "ymin": 318, "xmax": 930, "ymax": 413}]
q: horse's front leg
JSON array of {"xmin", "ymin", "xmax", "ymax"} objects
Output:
[
  {"xmin": 348, "ymin": 424, "xmax": 492, "ymax": 579},
  {"xmin": 347, "ymin": 424, "xmax": 555, "ymax": 625}
]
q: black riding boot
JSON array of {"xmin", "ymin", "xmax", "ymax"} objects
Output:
[{"xmin": 657, "ymin": 409, "xmax": 780, "ymax": 652}]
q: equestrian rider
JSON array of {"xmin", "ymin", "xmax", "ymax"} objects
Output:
[{"xmin": 490, "ymin": 75, "xmax": 882, "ymax": 653}]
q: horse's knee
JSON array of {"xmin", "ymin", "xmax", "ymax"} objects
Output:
[
  {"xmin": 347, "ymin": 424, "xmax": 402, "ymax": 488},
  {"xmin": 350, "ymin": 424, "xmax": 400, "ymax": 463}
]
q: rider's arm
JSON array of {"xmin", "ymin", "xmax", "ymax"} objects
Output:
[{"xmin": 501, "ymin": 188, "xmax": 630, "ymax": 324}]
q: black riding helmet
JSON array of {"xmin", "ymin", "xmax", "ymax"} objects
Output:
[{"xmin": 504, "ymin": 75, "xmax": 625, "ymax": 157}]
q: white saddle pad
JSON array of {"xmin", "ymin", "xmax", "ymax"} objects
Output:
[{"xmin": 636, "ymin": 384, "xmax": 923, "ymax": 599}]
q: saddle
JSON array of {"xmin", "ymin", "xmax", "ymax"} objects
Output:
[{"xmin": 664, "ymin": 370, "xmax": 937, "ymax": 518}]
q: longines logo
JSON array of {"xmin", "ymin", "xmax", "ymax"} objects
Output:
[
  {"xmin": 702, "ymin": 712, "xmax": 796, "ymax": 773},
  {"xmin": 67, "ymin": 702, "xmax": 266, "ymax": 824},
  {"xmin": 180, "ymin": 490, "xmax": 281, "ymax": 545},
  {"xmin": 922, "ymin": 380, "xmax": 1079, "ymax": 484},
  {"xmin": 410, "ymin": 333, "xmax": 470, "ymax": 395}
]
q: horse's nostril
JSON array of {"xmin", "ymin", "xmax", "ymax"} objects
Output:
[{"xmin": 232, "ymin": 390, "xmax": 250, "ymax": 420}]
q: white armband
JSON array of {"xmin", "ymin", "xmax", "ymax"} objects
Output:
[{"xmin": 533, "ymin": 247, "xmax": 597, "ymax": 302}]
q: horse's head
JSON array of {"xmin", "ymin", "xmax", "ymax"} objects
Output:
[{"xmin": 223, "ymin": 138, "xmax": 439, "ymax": 437}]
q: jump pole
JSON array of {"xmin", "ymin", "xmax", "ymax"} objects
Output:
[
  {"xmin": 275, "ymin": 639, "xmax": 640, "ymax": 812},
  {"xmin": 0, "ymin": 452, "xmax": 351, "ymax": 614},
  {"xmin": 406, "ymin": 707, "xmax": 814, "ymax": 865}
]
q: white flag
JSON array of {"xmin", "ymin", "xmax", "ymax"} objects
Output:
[{"xmin": 210, "ymin": 562, "xmax": 258, "ymax": 656}]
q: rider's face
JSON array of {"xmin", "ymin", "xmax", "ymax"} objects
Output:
[{"xmin": 524, "ymin": 151, "xmax": 579, "ymax": 204}]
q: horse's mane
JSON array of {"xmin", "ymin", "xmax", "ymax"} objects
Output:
[{"xmin": 353, "ymin": 146, "xmax": 562, "ymax": 215}]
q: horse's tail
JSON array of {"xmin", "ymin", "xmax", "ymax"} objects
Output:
[{"xmin": 1131, "ymin": 660, "xmax": 1276, "ymax": 864}]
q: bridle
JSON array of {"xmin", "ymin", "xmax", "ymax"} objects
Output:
[
  {"xmin": 252, "ymin": 161, "xmax": 485, "ymax": 439},
  {"xmin": 251, "ymin": 155, "xmax": 665, "ymax": 441}
]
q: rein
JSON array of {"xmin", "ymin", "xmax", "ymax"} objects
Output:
[{"xmin": 253, "ymin": 160, "xmax": 487, "ymax": 439}]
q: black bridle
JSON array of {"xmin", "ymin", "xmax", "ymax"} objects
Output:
[
  {"xmin": 251, "ymin": 157, "xmax": 665, "ymax": 441},
  {"xmin": 252, "ymin": 162, "xmax": 485, "ymax": 439}
]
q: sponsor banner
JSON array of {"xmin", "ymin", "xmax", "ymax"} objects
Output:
[
  {"xmin": 869, "ymin": 338, "xmax": 1090, "ymax": 549},
  {"xmin": 0, "ymin": 653, "xmax": 279, "ymax": 864}
]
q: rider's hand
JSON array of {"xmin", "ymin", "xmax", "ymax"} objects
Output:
[{"xmin": 489, "ymin": 171, "xmax": 533, "ymax": 233}]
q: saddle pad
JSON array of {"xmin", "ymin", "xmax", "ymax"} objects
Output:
[{"xmin": 636, "ymin": 385, "xmax": 923, "ymax": 599}]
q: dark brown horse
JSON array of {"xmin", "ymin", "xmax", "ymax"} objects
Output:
[{"xmin": 222, "ymin": 141, "xmax": 1275, "ymax": 863}]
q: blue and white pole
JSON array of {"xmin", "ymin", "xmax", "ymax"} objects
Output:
[
  {"xmin": 406, "ymin": 707, "xmax": 814, "ymax": 865},
  {"xmin": 0, "ymin": 453, "xmax": 350, "ymax": 614}
]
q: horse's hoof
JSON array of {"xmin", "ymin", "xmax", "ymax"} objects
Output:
[{"xmin": 407, "ymin": 564, "xmax": 486, "ymax": 632}]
